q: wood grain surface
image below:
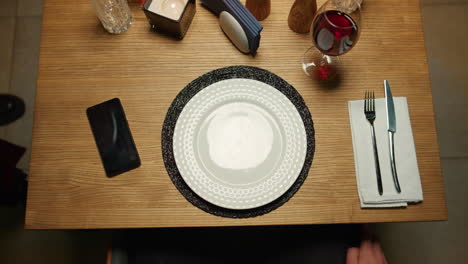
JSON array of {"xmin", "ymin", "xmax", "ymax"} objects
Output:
[{"xmin": 25, "ymin": 0, "xmax": 447, "ymax": 229}]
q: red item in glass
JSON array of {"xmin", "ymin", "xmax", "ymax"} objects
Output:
[
  {"xmin": 315, "ymin": 64, "xmax": 336, "ymax": 81},
  {"xmin": 312, "ymin": 10, "xmax": 358, "ymax": 56}
]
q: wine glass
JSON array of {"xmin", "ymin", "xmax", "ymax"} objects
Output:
[{"xmin": 302, "ymin": 0, "xmax": 361, "ymax": 81}]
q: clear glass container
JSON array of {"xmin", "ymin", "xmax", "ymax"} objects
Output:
[{"xmin": 91, "ymin": 0, "xmax": 133, "ymax": 34}]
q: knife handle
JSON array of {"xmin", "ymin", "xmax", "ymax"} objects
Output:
[{"xmin": 389, "ymin": 131, "xmax": 401, "ymax": 193}]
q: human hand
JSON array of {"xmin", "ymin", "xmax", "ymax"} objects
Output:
[{"xmin": 346, "ymin": 239, "xmax": 387, "ymax": 264}]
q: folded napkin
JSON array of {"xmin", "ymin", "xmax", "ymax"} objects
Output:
[{"xmin": 348, "ymin": 97, "xmax": 423, "ymax": 208}]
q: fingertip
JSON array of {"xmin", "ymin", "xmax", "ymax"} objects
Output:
[
  {"xmin": 361, "ymin": 239, "xmax": 373, "ymax": 250},
  {"xmin": 373, "ymin": 240, "xmax": 388, "ymax": 264},
  {"xmin": 359, "ymin": 239, "xmax": 375, "ymax": 260},
  {"xmin": 346, "ymin": 247, "xmax": 359, "ymax": 264}
]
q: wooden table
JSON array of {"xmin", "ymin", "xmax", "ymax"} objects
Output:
[{"xmin": 26, "ymin": 0, "xmax": 447, "ymax": 229}]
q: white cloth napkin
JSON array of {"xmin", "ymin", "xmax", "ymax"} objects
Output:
[{"xmin": 348, "ymin": 97, "xmax": 424, "ymax": 208}]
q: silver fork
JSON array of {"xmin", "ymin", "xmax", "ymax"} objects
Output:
[{"xmin": 364, "ymin": 91, "xmax": 383, "ymax": 195}]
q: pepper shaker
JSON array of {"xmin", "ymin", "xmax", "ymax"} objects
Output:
[
  {"xmin": 245, "ymin": 0, "xmax": 271, "ymax": 21},
  {"xmin": 288, "ymin": 0, "xmax": 317, "ymax": 33}
]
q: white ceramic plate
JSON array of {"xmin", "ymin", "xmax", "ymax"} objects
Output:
[{"xmin": 173, "ymin": 79, "xmax": 307, "ymax": 210}]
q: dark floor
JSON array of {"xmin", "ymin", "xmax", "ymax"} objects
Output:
[
  {"xmin": 115, "ymin": 226, "xmax": 360, "ymax": 264},
  {"xmin": 1, "ymin": 0, "xmax": 467, "ymax": 263}
]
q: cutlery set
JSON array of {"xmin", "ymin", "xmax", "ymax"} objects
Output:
[{"xmin": 364, "ymin": 80, "xmax": 401, "ymax": 195}]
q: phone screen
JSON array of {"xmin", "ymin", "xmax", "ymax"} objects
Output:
[{"xmin": 86, "ymin": 98, "xmax": 141, "ymax": 177}]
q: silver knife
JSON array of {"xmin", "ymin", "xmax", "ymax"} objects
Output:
[{"xmin": 385, "ymin": 80, "xmax": 401, "ymax": 193}]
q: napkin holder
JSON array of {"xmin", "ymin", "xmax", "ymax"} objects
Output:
[
  {"xmin": 143, "ymin": 0, "xmax": 196, "ymax": 39},
  {"xmin": 201, "ymin": 0, "xmax": 262, "ymax": 55}
]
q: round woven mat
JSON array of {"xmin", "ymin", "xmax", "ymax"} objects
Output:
[{"xmin": 161, "ymin": 66, "xmax": 315, "ymax": 218}]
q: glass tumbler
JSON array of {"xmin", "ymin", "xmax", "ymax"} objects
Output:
[{"xmin": 91, "ymin": 0, "xmax": 133, "ymax": 34}]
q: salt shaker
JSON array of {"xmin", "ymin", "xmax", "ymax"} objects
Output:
[
  {"xmin": 288, "ymin": 0, "xmax": 317, "ymax": 33},
  {"xmin": 245, "ymin": 0, "xmax": 270, "ymax": 21}
]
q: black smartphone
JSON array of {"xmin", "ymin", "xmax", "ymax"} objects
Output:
[{"xmin": 86, "ymin": 98, "xmax": 141, "ymax": 177}]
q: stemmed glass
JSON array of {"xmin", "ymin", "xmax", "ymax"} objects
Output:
[{"xmin": 302, "ymin": 0, "xmax": 361, "ymax": 81}]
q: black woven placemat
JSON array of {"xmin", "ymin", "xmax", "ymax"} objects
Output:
[{"xmin": 161, "ymin": 66, "xmax": 315, "ymax": 218}]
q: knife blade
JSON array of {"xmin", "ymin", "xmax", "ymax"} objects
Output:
[{"xmin": 385, "ymin": 80, "xmax": 401, "ymax": 193}]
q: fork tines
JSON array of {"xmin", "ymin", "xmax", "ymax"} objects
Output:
[{"xmin": 364, "ymin": 90, "xmax": 375, "ymax": 113}]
